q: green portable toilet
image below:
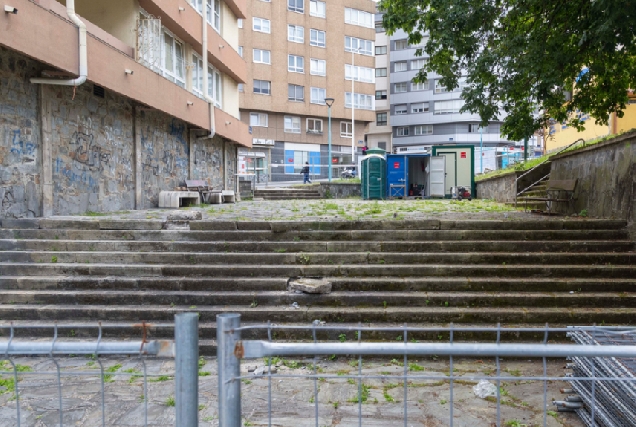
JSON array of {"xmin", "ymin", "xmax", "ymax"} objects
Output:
[{"xmin": 361, "ymin": 149, "xmax": 387, "ymax": 200}]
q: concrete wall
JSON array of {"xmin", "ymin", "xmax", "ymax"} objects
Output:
[
  {"xmin": 549, "ymin": 132, "xmax": 636, "ymax": 228},
  {"xmin": 475, "ymin": 173, "xmax": 517, "ymax": 203},
  {"xmin": 0, "ymin": 48, "xmax": 44, "ymax": 218},
  {"xmin": 319, "ymin": 182, "xmax": 361, "ymax": 198}
]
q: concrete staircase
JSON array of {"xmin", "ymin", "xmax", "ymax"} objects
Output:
[
  {"xmin": 254, "ymin": 186, "xmax": 322, "ymax": 200},
  {"xmin": 0, "ymin": 218, "xmax": 634, "ymax": 353},
  {"xmin": 511, "ymin": 179, "xmax": 549, "ymax": 210}
]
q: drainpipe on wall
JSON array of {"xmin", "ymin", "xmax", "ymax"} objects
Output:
[
  {"xmin": 30, "ymin": 0, "xmax": 87, "ymax": 87},
  {"xmin": 201, "ymin": 0, "xmax": 217, "ymax": 140}
]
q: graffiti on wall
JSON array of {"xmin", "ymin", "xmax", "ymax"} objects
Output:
[
  {"xmin": 68, "ymin": 131, "xmax": 111, "ymax": 171},
  {"xmin": 9, "ymin": 129, "xmax": 36, "ymax": 162}
]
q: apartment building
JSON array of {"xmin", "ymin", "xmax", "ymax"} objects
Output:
[
  {"xmin": 238, "ymin": 0, "xmax": 376, "ymax": 182},
  {"xmin": 364, "ymin": 6, "xmax": 392, "ymax": 153},
  {"xmin": 387, "ymin": 29, "xmax": 520, "ymax": 172},
  {"xmin": 0, "ymin": 0, "xmax": 249, "ymax": 218}
]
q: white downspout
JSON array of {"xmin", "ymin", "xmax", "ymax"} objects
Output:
[
  {"xmin": 30, "ymin": 0, "xmax": 87, "ymax": 86},
  {"xmin": 202, "ymin": 0, "xmax": 217, "ymax": 139}
]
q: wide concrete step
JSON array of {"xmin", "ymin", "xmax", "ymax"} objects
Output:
[
  {"xmin": 0, "ymin": 320, "xmax": 587, "ymax": 349},
  {"xmin": 3, "ymin": 239, "xmax": 632, "ymax": 253},
  {"xmin": 1, "ymin": 290, "xmax": 634, "ymax": 308},
  {"xmin": 1, "ymin": 304, "xmax": 634, "ymax": 325},
  {"xmin": 1, "ymin": 228, "xmax": 629, "ymax": 242},
  {"xmin": 3, "ymin": 263, "xmax": 635, "ymax": 279},
  {"xmin": 2, "ymin": 251, "xmax": 633, "ymax": 265},
  {"xmin": 2, "ymin": 276, "xmax": 635, "ymax": 293},
  {"xmin": 1, "ymin": 219, "xmax": 628, "ymax": 232},
  {"xmin": 521, "ymin": 190, "xmax": 547, "ymax": 197},
  {"xmin": 257, "ymin": 195, "xmax": 323, "ymax": 200}
]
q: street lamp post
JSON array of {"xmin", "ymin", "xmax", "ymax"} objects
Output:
[
  {"xmin": 351, "ymin": 48, "xmax": 356, "ymax": 169},
  {"xmin": 325, "ymin": 97, "xmax": 335, "ymax": 182}
]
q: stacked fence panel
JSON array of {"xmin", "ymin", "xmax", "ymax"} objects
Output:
[{"xmin": 563, "ymin": 328, "xmax": 636, "ymax": 427}]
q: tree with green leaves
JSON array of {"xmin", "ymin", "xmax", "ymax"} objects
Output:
[{"xmin": 380, "ymin": 0, "xmax": 636, "ymax": 141}]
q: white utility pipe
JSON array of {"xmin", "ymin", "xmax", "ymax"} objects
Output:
[
  {"xmin": 202, "ymin": 0, "xmax": 217, "ymax": 139},
  {"xmin": 30, "ymin": 0, "xmax": 87, "ymax": 86}
]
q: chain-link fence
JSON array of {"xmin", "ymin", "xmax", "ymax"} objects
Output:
[
  {"xmin": 0, "ymin": 314, "xmax": 199, "ymax": 427},
  {"xmin": 217, "ymin": 314, "xmax": 636, "ymax": 427}
]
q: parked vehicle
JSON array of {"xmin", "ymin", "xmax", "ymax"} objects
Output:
[{"xmin": 341, "ymin": 168, "xmax": 357, "ymax": 179}]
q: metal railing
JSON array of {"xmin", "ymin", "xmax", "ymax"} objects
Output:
[
  {"xmin": 0, "ymin": 314, "xmax": 199, "ymax": 427},
  {"xmin": 217, "ymin": 314, "xmax": 636, "ymax": 427}
]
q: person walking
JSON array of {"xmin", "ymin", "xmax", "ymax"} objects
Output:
[{"xmin": 300, "ymin": 162, "xmax": 311, "ymax": 184}]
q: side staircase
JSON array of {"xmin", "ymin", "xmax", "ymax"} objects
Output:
[
  {"xmin": 0, "ymin": 218, "xmax": 634, "ymax": 353},
  {"xmin": 254, "ymin": 186, "xmax": 322, "ymax": 200},
  {"xmin": 510, "ymin": 179, "xmax": 549, "ymax": 211}
]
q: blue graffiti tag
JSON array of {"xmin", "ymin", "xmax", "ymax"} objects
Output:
[
  {"xmin": 9, "ymin": 130, "xmax": 36, "ymax": 158},
  {"xmin": 168, "ymin": 119, "xmax": 189, "ymax": 154}
]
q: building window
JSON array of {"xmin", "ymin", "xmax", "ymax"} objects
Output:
[
  {"xmin": 162, "ymin": 30, "xmax": 186, "ymax": 87},
  {"xmin": 209, "ymin": 68, "xmax": 222, "ymax": 107},
  {"xmin": 191, "ymin": 53, "xmax": 204, "ymax": 96},
  {"xmin": 284, "ymin": 116, "xmax": 301, "ymax": 133},
  {"xmin": 345, "ymin": 37, "xmax": 373, "ymax": 56},
  {"xmin": 435, "ymin": 80, "xmax": 449, "ymax": 93},
  {"xmin": 288, "ymin": 84, "xmax": 304, "ymax": 101},
  {"xmin": 469, "ymin": 124, "xmax": 488, "ymax": 133},
  {"xmin": 378, "ymin": 141, "xmax": 386, "ymax": 150},
  {"xmin": 310, "ymin": 87, "xmax": 326, "ymax": 104},
  {"xmin": 395, "ymin": 82, "xmax": 407, "ymax": 93},
  {"xmin": 254, "ymin": 79, "xmax": 271, "ymax": 95},
  {"xmin": 395, "ymin": 61, "xmax": 407, "ymax": 72},
  {"xmin": 238, "ymin": 83, "xmax": 244, "ymax": 92},
  {"xmin": 307, "ymin": 118, "xmax": 323, "ymax": 134},
  {"xmin": 238, "ymin": 46, "xmax": 243, "ymax": 57},
  {"xmin": 375, "ymin": 90, "xmax": 387, "ymax": 100},
  {"xmin": 310, "ymin": 29, "xmax": 326, "ymax": 47},
  {"xmin": 434, "ymin": 99, "xmax": 465, "ymax": 114},
  {"xmin": 238, "ymin": 19, "xmax": 243, "ymax": 28},
  {"xmin": 288, "ymin": 55, "xmax": 305, "ymax": 73},
  {"xmin": 288, "ymin": 0, "xmax": 304, "ymax": 13},
  {"xmin": 394, "ymin": 39, "xmax": 408, "ymax": 50},
  {"xmin": 396, "ymin": 126, "xmax": 409, "ymax": 136},
  {"xmin": 288, "ymin": 25, "xmax": 304, "ymax": 43},
  {"xmin": 411, "ymin": 58, "xmax": 427, "ymax": 70},
  {"xmin": 340, "ymin": 122, "xmax": 352, "ymax": 137},
  {"xmin": 250, "ymin": 113, "xmax": 268, "ymax": 127},
  {"xmin": 411, "ymin": 103, "xmax": 428, "ymax": 113},
  {"xmin": 411, "ymin": 82, "xmax": 427, "ymax": 91},
  {"xmin": 310, "ymin": 59, "xmax": 326, "ymax": 76},
  {"xmin": 345, "ymin": 92, "xmax": 373, "ymax": 110},
  {"xmin": 376, "ymin": 68, "xmax": 387, "ymax": 77},
  {"xmin": 375, "ymin": 45, "xmax": 387, "ymax": 55},
  {"xmin": 395, "ymin": 104, "xmax": 407, "ymax": 115},
  {"xmin": 310, "ymin": 0, "xmax": 325, "ymax": 17},
  {"xmin": 414, "ymin": 125, "xmax": 433, "ymax": 135},
  {"xmin": 345, "ymin": 65, "xmax": 374, "ymax": 83},
  {"xmin": 206, "ymin": 0, "xmax": 221, "ymax": 32},
  {"xmin": 253, "ymin": 49, "xmax": 271, "ymax": 64},
  {"xmin": 376, "ymin": 112, "xmax": 387, "ymax": 126},
  {"xmin": 253, "ymin": 17, "xmax": 270, "ymax": 33},
  {"xmin": 344, "ymin": 8, "xmax": 373, "ymax": 28}
]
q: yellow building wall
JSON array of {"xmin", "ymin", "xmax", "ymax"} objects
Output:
[
  {"xmin": 221, "ymin": 3, "xmax": 239, "ymax": 51},
  {"xmin": 616, "ymin": 102, "xmax": 636, "ymax": 133},
  {"xmin": 56, "ymin": 0, "xmax": 140, "ymax": 48},
  {"xmin": 223, "ymin": 74, "xmax": 240, "ymax": 119}
]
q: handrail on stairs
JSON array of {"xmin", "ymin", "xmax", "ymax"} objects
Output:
[{"xmin": 514, "ymin": 138, "xmax": 585, "ymax": 207}]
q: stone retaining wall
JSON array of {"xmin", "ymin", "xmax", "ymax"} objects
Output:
[
  {"xmin": 0, "ymin": 48, "xmax": 237, "ymax": 217},
  {"xmin": 319, "ymin": 182, "xmax": 361, "ymax": 198},
  {"xmin": 475, "ymin": 162, "xmax": 551, "ymax": 202},
  {"xmin": 549, "ymin": 132, "xmax": 635, "ymax": 230}
]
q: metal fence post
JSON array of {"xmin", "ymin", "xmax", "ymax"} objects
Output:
[
  {"xmin": 217, "ymin": 313, "xmax": 241, "ymax": 427},
  {"xmin": 175, "ymin": 313, "xmax": 199, "ymax": 427}
]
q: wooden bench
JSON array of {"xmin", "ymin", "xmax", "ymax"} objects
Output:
[
  {"xmin": 523, "ymin": 179, "xmax": 578, "ymax": 214},
  {"xmin": 158, "ymin": 191, "xmax": 200, "ymax": 208}
]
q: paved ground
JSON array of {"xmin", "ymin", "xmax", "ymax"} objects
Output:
[
  {"xmin": 0, "ymin": 356, "xmax": 584, "ymax": 427},
  {"xmin": 60, "ymin": 198, "xmax": 578, "ymax": 223}
]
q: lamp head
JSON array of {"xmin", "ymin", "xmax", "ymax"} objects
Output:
[{"xmin": 324, "ymin": 97, "xmax": 335, "ymax": 107}]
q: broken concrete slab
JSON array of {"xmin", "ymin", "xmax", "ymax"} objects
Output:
[
  {"xmin": 289, "ymin": 277, "xmax": 332, "ymax": 294},
  {"xmin": 166, "ymin": 211, "xmax": 202, "ymax": 221}
]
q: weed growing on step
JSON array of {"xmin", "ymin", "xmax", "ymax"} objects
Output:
[
  {"xmin": 338, "ymin": 334, "xmax": 347, "ymax": 343},
  {"xmin": 51, "ymin": 256, "xmax": 57, "ymax": 263},
  {"xmin": 150, "ymin": 375, "xmax": 172, "ymax": 382},
  {"xmin": 297, "ymin": 253, "xmax": 311, "ymax": 265},
  {"xmin": 165, "ymin": 396, "xmax": 175, "ymax": 407},
  {"xmin": 347, "ymin": 383, "xmax": 371, "ymax": 403}
]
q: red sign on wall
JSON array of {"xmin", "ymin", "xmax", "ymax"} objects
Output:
[
  {"xmin": 460, "ymin": 152, "xmax": 466, "ymax": 159},
  {"xmin": 393, "ymin": 162, "xmax": 400, "ymax": 169},
  {"xmin": 288, "ymin": 158, "xmax": 294, "ymax": 162}
]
